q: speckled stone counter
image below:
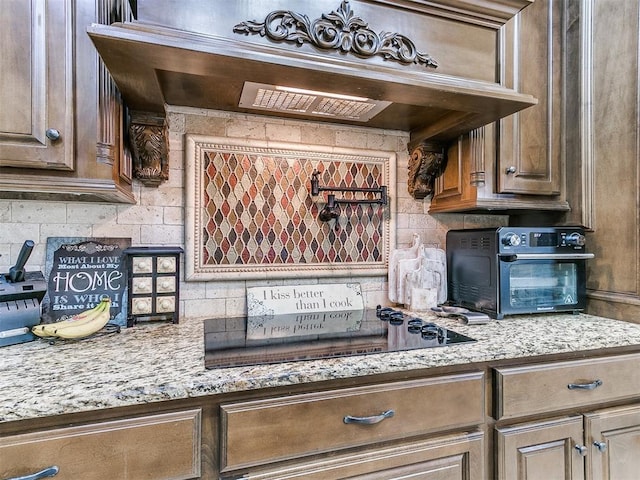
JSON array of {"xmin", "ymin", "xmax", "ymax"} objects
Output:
[{"xmin": 3, "ymin": 312, "xmax": 640, "ymax": 424}]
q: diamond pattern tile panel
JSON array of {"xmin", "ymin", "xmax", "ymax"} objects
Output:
[{"xmin": 201, "ymin": 150, "xmax": 386, "ymax": 267}]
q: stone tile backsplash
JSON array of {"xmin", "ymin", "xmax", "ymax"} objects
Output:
[{"xmin": 0, "ymin": 107, "xmax": 507, "ymax": 319}]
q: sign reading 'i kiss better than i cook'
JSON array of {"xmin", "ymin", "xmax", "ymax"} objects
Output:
[{"xmin": 246, "ymin": 283, "xmax": 364, "ymax": 317}]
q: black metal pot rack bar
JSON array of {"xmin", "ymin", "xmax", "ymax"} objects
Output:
[
  {"xmin": 310, "ymin": 170, "xmax": 388, "ymax": 205},
  {"xmin": 310, "ymin": 170, "xmax": 388, "ymax": 223}
]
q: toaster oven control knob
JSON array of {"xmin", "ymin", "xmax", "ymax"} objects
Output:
[
  {"xmin": 566, "ymin": 232, "xmax": 586, "ymax": 247},
  {"xmin": 502, "ymin": 232, "xmax": 521, "ymax": 247}
]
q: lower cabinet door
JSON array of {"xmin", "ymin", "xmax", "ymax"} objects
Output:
[
  {"xmin": 496, "ymin": 416, "xmax": 585, "ymax": 480},
  {"xmin": 231, "ymin": 431, "xmax": 485, "ymax": 480},
  {"xmin": 0, "ymin": 409, "xmax": 201, "ymax": 480},
  {"xmin": 585, "ymin": 403, "xmax": 640, "ymax": 480}
]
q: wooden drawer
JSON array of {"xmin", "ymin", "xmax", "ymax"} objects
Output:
[
  {"xmin": 494, "ymin": 353, "xmax": 640, "ymax": 420},
  {"xmin": 0, "ymin": 409, "xmax": 201, "ymax": 480},
  {"xmin": 220, "ymin": 372, "xmax": 484, "ymax": 472},
  {"xmin": 238, "ymin": 431, "xmax": 485, "ymax": 480}
]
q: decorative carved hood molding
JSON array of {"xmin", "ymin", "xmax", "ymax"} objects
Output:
[{"xmin": 88, "ymin": 0, "xmax": 536, "ymax": 184}]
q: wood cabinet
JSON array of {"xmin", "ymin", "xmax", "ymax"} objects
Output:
[
  {"xmin": 429, "ymin": 0, "xmax": 569, "ymax": 214},
  {"xmin": 236, "ymin": 432, "xmax": 485, "ymax": 480},
  {"xmin": 0, "ymin": 0, "xmax": 74, "ymax": 170},
  {"xmin": 219, "ymin": 372, "xmax": 485, "ymax": 479},
  {"xmin": 232, "ymin": 351, "xmax": 640, "ymax": 480},
  {"xmin": 560, "ymin": 0, "xmax": 640, "ymax": 321},
  {"xmin": 585, "ymin": 404, "xmax": 640, "ymax": 480},
  {"xmin": 494, "ymin": 353, "xmax": 640, "ymax": 479},
  {"xmin": 0, "ymin": 0, "xmax": 134, "ymax": 203},
  {"xmin": 0, "ymin": 371, "xmax": 486, "ymax": 480},
  {"xmin": 8, "ymin": 349, "xmax": 640, "ymax": 479},
  {"xmin": 496, "ymin": 416, "xmax": 585, "ymax": 480},
  {"xmin": 494, "ymin": 353, "xmax": 640, "ymax": 421},
  {"xmin": 0, "ymin": 409, "xmax": 201, "ymax": 480},
  {"xmin": 496, "ymin": 407, "xmax": 640, "ymax": 480}
]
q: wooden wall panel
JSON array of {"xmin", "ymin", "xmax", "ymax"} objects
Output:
[{"xmin": 581, "ymin": 0, "xmax": 640, "ymax": 318}]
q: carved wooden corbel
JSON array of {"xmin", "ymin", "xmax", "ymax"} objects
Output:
[
  {"xmin": 407, "ymin": 142, "xmax": 447, "ymax": 199},
  {"xmin": 128, "ymin": 112, "xmax": 169, "ymax": 186}
]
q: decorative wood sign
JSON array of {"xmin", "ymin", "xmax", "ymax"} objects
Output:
[{"xmin": 41, "ymin": 237, "xmax": 131, "ymax": 326}]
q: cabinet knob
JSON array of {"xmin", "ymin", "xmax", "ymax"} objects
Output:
[
  {"xmin": 505, "ymin": 166, "xmax": 517, "ymax": 174},
  {"xmin": 45, "ymin": 128, "xmax": 61, "ymax": 141},
  {"xmin": 594, "ymin": 441, "xmax": 607, "ymax": 452},
  {"xmin": 575, "ymin": 444, "xmax": 588, "ymax": 456},
  {"xmin": 161, "ymin": 260, "xmax": 172, "ymax": 269},
  {"xmin": 5, "ymin": 465, "xmax": 59, "ymax": 480}
]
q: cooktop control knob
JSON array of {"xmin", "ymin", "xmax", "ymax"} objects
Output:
[
  {"xmin": 502, "ymin": 232, "xmax": 521, "ymax": 247},
  {"xmin": 565, "ymin": 232, "xmax": 586, "ymax": 247}
]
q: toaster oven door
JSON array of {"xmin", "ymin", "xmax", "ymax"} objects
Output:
[{"xmin": 499, "ymin": 255, "xmax": 588, "ymax": 317}]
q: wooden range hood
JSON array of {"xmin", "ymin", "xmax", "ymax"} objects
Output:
[{"xmin": 88, "ymin": 0, "xmax": 536, "ymax": 185}]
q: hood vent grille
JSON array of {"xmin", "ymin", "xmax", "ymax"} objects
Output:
[{"xmin": 239, "ymin": 82, "xmax": 392, "ymax": 122}]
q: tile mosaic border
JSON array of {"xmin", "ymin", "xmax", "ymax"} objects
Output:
[{"xmin": 185, "ymin": 136, "xmax": 396, "ymax": 280}]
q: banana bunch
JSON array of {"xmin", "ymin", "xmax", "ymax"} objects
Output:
[{"xmin": 33, "ymin": 297, "xmax": 112, "ymax": 340}]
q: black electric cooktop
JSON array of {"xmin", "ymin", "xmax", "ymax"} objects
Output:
[{"xmin": 204, "ymin": 307, "xmax": 475, "ymax": 369}]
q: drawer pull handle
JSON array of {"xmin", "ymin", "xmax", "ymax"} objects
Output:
[
  {"xmin": 594, "ymin": 441, "xmax": 607, "ymax": 452},
  {"xmin": 343, "ymin": 409, "xmax": 394, "ymax": 425},
  {"xmin": 575, "ymin": 444, "xmax": 588, "ymax": 456},
  {"xmin": 567, "ymin": 379, "xmax": 603, "ymax": 390},
  {"xmin": 6, "ymin": 466, "xmax": 59, "ymax": 480}
]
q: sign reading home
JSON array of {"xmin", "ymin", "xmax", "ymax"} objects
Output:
[
  {"xmin": 247, "ymin": 283, "xmax": 364, "ymax": 316},
  {"xmin": 41, "ymin": 237, "xmax": 130, "ymax": 326}
]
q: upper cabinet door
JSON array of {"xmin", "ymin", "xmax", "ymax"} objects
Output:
[
  {"xmin": 0, "ymin": 0, "xmax": 74, "ymax": 170},
  {"xmin": 498, "ymin": 0, "xmax": 562, "ymax": 195}
]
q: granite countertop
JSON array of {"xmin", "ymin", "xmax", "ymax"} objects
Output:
[{"xmin": 3, "ymin": 312, "xmax": 640, "ymax": 424}]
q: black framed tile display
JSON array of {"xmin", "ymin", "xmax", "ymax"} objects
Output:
[{"xmin": 123, "ymin": 246, "xmax": 183, "ymax": 326}]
